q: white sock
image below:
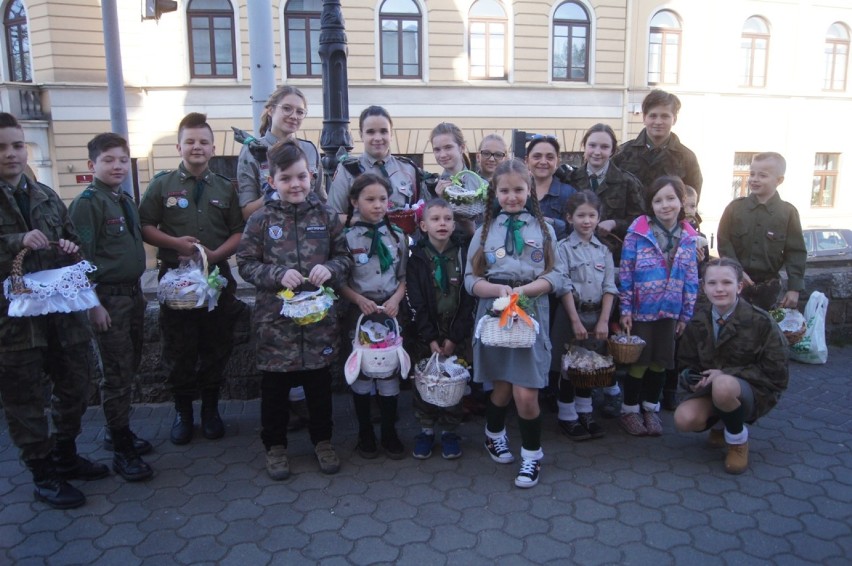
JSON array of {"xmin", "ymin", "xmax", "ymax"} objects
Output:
[
  {"xmin": 422, "ymin": 428, "xmax": 434, "ymax": 436},
  {"xmin": 604, "ymin": 384, "xmax": 621, "ymax": 396},
  {"xmin": 575, "ymin": 396, "xmax": 593, "ymax": 414},
  {"xmin": 642, "ymin": 401, "xmax": 660, "ymax": 413},
  {"xmin": 557, "ymin": 401, "xmax": 578, "ymax": 421},
  {"xmin": 520, "ymin": 447, "xmax": 543, "ymax": 461},
  {"xmin": 622, "ymin": 403, "xmax": 640, "ymax": 415},
  {"xmin": 289, "ymin": 386, "xmax": 306, "ymax": 402},
  {"xmin": 485, "ymin": 427, "xmax": 507, "ymax": 440},
  {"xmin": 724, "ymin": 425, "xmax": 749, "ymax": 445}
]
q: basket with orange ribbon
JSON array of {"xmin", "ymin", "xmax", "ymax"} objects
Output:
[{"xmin": 475, "ymin": 293, "xmax": 539, "ymax": 348}]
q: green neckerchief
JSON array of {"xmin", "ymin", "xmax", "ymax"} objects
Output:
[
  {"xmin": 502, "ymin": 212, "xmax": 525, "ymax": 256},
  {"xmin": 423, "ymin": 240, "xmax": 454, "ymax": 294},
  {"xmin": 650, "ymin": 216, "xmax": 678, "ymax": 253},
  {"xmin": 355, "ymin": 221, "xmax": 394, "ymax": 273}
]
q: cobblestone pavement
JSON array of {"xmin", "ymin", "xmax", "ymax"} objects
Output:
[{"xmin": 1, "ymin": 347, "xmax": 850, "ymax": 565}]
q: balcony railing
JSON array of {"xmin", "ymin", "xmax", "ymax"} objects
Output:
[{"xmin": 0, "ymin": 83, "xmax": 46, "ymax": 120}]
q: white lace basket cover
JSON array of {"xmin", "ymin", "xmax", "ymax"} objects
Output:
[
  {"xmin": 444, "ymin": 185, "xmax": 486, "ymax": 217},
  {"xmin": 279, "ymin": 287, "xmax": 335, "ymax": 326},
  {"xmin": 157, "ymin": 244, "xmax": 225, "ymax": 311},
  {"xmin": 4, "ymin": 247, "xmax": 99, "ymax": 317}
]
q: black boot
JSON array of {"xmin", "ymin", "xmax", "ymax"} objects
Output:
[
  {"xmin": 352, "ymin": 393, "xmax": 378, "ymax": 459},
  {"xmin": 28, "ymin": 458, "xmax": 86, "ymax": 509},
  {"xmin": 200, "ymin": 389, "xmax": 225, "ymax": 440},
  {"xmin": 170, "ymin": 394, "xmax": 194, "ymax": 445},
  {"xmin": 378, "ymin": 395, "xmax": 405, "ymax": 460},
  {"xmin": 50, "ymin": 439, "xmax": 109, "ymax": 481},
  {"xmin": 103, "ymin": 426, "xmax": 153, "ymax": 455},
  {"xmin": 111, "ymin": 427, "xmax": 154, "ymax": 482}
]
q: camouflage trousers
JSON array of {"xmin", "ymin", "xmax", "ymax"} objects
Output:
[
  {"xmin": 94, "ymin": 286, "xmax": 145, "ymax": 430},
  {"xmin": 0, "ymin": 334, "xmax": 95, "ymax": 463},
  {"xmin": 159, "ymin": 292, "xmax": 240, "ymax": 396}
]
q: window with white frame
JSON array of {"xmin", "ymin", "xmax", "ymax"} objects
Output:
[
  {"xmin": 469, "ymin": 0, "xmax": 507, "ymax": 80},
  {"xmin": 740, "ymin": 16, "xmax": 769, "ymax": 88},
  {"xmin": 187, "ymin": 0, "xmax": 236, "ymax": 79},
  {"xmin": 380, "ymin": 0, "xmax": 421, "ymax": 79},
  {"xmin": 648, "ymin": 10, "xmax": 680, "ymax": 85},
  {"xmin": 812, "ymin": 153, "xmax": 839, "ymax": 208},
  {"xmin": 4, "ymin": 0, "xmax": 30, "ymax": 82},
  {"xmin": 552, "ymin": 1, "xmax": 590, "ymax": 82}
]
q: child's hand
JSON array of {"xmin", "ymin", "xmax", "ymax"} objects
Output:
[
  {"xmin": 571, "ymin": 319, "xmax": 588, "ymax": 340},
  {"xmin": 696, "ymin": 247, "xmax": 706, "ymax": 263},
  {"xmin": 88, "ymin": 305, "xmax": 111, "ymax": 332},
  {"xmin": 173, "ymin": 235, "xmax": 200, "ymax": 257},
  {"xmin": 381, "ymin": 297, "xmax": 400, "ymax": 317},
  {"xmin": 57, "ymin": 238, "xmax": 79, "ymax": 255},
  {"xmin": 597, "ymin": 220, "xmax": 616, "ymax": 235},
  {"xmin": 355, "ymin": 296, "xmax": 380, "ymax": 315},
  {"xmin": 619, "ymin": 314, "xmax": 632, "ymax": 334},
  {"xmin": 779, "ymin": 290, "xmax": 799, "ymax": 309},
  {"xmin": 675, "ymin": 321, "xmax": 687, "ymax": 337},
  {"xmin": 593, "ymin": 320, "xmax": 609, "ymax": 340},
  {"xmin": 742, "ymin": 273, "xmax": 755, "ymax": 287},
  {"xmin": 307, "ymin": 264, "xmax": 332, "ymax": 287},
  {"xmin": 434, "ymin": 179, "xmax": 452, "ymax": 196},
  {"xmin": 280, "ymin": 269, "xmax": 304, "ymax": 290},
  {"xmin": 430, "ymin": 341, "xmax": 442, "ymax": 355},
  {"xmin": 441, "ymin": 339, "xmax": 456, "ymax": 356},
  {"xmin": 22, "ymin": 229, "xmax": 49, "ymax": 250}
]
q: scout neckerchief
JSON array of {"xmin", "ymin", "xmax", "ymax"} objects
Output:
[
  {"xmin": 650, "ymin": 216, "xmax": 679, "ymax": 254},
  {"xmin": 502, "ymin": 212, "xmax": 525, "ymax": 256},
  {"xmin": 589, "ymin": 174, "xmax": 599, "ymax": 192},
  {"xmin": 423, "ymin": 240, "xmax": 453, "ymax": 294},
  {"xmin": 193, "ymin": 176, "xmax": 206, "ymax": 205},
  {"xmin": 355, "ymin": 221, "xmax": 394, "ymax": 273},
  {"xmin": 12, "ymin": 177, "xmax": 31, "ymax": 229},
  {"xmin": 118, "ymin": 193, "xmax": 136, "ymax": 234},
  {"xmin": 374, "ymin": 159, "xmax": 391, "ymax": 179}
]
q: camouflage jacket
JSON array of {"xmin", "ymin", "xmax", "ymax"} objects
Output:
[
  {"xmin": 236, "ymin": 193, "xmax": 352, "ymax": 372},
  {"xmin": 0, "ymin": 177, "xmax": 92, "ymax": 351},
  {"xmin": 677, "ymin": 299, "xmax": 789, "ymax": 420},
  {"xmin": 612, "ymin": 129, "xmax": 703, "ymax": 197}
]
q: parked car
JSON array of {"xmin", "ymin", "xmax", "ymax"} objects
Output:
[{"xmin": 803, "ymin": 228, "xmax": 852, "ymax": 262}]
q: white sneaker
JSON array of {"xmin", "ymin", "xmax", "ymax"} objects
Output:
[{"xmin": 514, "ymin": 458, "xmax": 541, "ymax": 488}]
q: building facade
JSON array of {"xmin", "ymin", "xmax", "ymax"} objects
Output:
[{"xmin": 2, "ymin": 0, "xmax": 850, "ymax": 255}]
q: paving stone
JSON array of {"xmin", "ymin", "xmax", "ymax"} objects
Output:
[
  {"xmin": 45, "ymin": 539, "xmax": 103, "ymax": 565},
  {"xmin": 705, "ymin": 507, "xmax": 757, "ymax": 534},
  {"xmin": 92, "ymin": 548, "xmax": 142, "ymax": 565},
  {"xmin": 347, "ymin": 536, "xmax": 400, "ymax": 564},
  {"xmin": 218, "ymin": 543, "xmax": 271, "ymax": 566},
  {"xmin": 176, "ymin": 513, "xmax": 227, "ymax": 538},
  {"xmin": 397, "ymin": 543, "xmax": 449, "ymax": 566},
  {"xmin": 570, "ymin": 537, "xmax": 624, "ymax": 565},
  {"xmin": 134, "ymin": 529, "xmax": 187, "ymax": 557},
  {"xmin": 301, "ymin": 531, "xmax": 354, "ymax": 560},
  {"xmin": 173, "ymin": 535, "xmax": 228, "ymax": 564},
  {"xmin": 92, "ymin": 522, "xmax": 147, "ymax": 550},
  {"xmin": 257, "ymin": 525, "xmax": 310, "ymax": 554},
  {"xmin": 476, "ymin": 528, "xmax": 524, "ymax": 558},
  {"xmin": 754, "ymin": 510, "xmax": 805, "ymax": 537},
  {"xmin": 296, "ymin": 508, "xmax": 345, "ymax": 534},
  {"xmin": 782, "ymin": 533, "xmax": 843, "ymax": 562},
  {"xmin": 255, "ymin": 504, "xmax": 304, "ymax": 528},
  {"xmin": 20, "ymin": 510, "xmax": 72, "ymax": 534},
  {"xmin": 614, "ymin": 501, "xmax": 664, "ymax": 527},
  {"xmin": 137, "ymin": 508, "xmax": 190, "ymax": 533},
  {"xmin": 54, "ymin": 514, "xmax": 109, "ymax": 542},
  {"xmin": 290, "ymin": 489, "xmax": 337, "ymax": 512},
  {"xmin": 9, "ymin": 531, "xmax": 62, "ymax": 559},
  {"xmin": 217, "ymin": 499, "xmax": 263, "ymax": 521},
  {"xmin": 412, "ymin": 501, "xmax": 461, "ymax": 529},
  {"xmin": 216, "ymin": 518, "xmax": 268, "ymax": 546},
  {"xmin": 546, "ymin": 516, "xmax": 600, "ymax": 544},
  {"xmin": 385, "ymin": 518, "xmax": 432, "ymax": 546}
]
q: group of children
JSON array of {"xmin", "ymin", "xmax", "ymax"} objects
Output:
[{"xmin": 0, "ymin": 86, "xmax": 800, "ymax": 508}]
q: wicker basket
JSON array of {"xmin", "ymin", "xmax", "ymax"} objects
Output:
[
  {"xmin": 444, "ymin": 185, "xmax": 486, "ymax": 218},
  {"xmin": 414, "ymin": 353, "xmax": 470, "ymax": 408},
  {"xmin": 3, "ymin": 244, "xmax": 99, "ymax": 317},
  {"xmin": 608, "ymin": 332, "xmax": 646, "ymax": 364},
  {"xmin": 386, "ymin": 208, "xmax": 417, "ymax": 235},
  {"xmin": 477, "ymin": 315, "xmax": 538, "ymax": 348},
  {"xmin": 783, "ymin": 324, "xmax": 807, "ymax": 346},
  {"xmin": 772, "ymin": 308, "xmax": 808, "ymax": 346},
  {"xmin": 355, "ymin": 314, "xmax": 405, "ymax": 379},
  {"xmin": 157, "ymin": 244, "xmax": 222, "ymax": 310},
  {"xmin": 565, "ymin": 365, "xmax": 616, "ymax": 388}
]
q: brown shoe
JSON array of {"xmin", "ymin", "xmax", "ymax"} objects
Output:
[
  {"xmin": 314, "ymin": 440, "xmax": 340, "ymax": 475},
  {"xmin": 725, "ymin": 442, "xmax": 749, "ymax": 474},
  {"xmin": 266, "ymin": 445, "xmax": 289, "ymax": 481},
  {"xmin": 707, "ymin": 428, "xmax": 725, "ymax": 449}
]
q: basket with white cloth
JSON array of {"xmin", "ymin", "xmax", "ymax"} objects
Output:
[
  {"xmin": 157, "ymin": 243, "xmax": 226, "ymax": 311},
  {"xmin": 414, "ymin": 353, "xmax": 470, "ymax": 407}
]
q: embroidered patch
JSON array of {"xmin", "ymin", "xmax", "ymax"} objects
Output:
[
  {"xmin": 322, "ymin": 346, "xmax": 334, "ymax": 356},
  {"xmin": 495, "ymin": 247, "xmax": 506, "ymax": 259},
  {"xmin": 106, "ymin": 218, "xmax": 123, "ymax": 225},
  {"xmin": 485, "ymin": 252, "xmax": 497, "ymax": 265},
  {"xmin": 531, "ymin": 248, "xmax": 544, "ymax": 263},
  {"xmin": 355, "ymin": 253, "xmax": 370, "ymax": 265},
  {"xmin": 268, "ymin": 225, "xmax": 284, "ymax": 240},
  {"xmin": 166, "ymin": 197, "xmax": 177, "ymax": 208},
  {"xmin": 167, "ymin": 191, "xmax": 185, "ymax": 197},
  {"xmin": 178, "ymin": 198, "xmax": 189, "ymax": 208}
]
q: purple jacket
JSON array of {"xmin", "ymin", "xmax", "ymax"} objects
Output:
[{"xmin": 619, "ymin": 216, "xmax": 698, "ymax": 324}]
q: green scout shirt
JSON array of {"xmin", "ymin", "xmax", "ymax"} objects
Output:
[
  {"xmin": 427, "ymin": 242, "xmax": 461, "ymax": 338},
  {"xmin": 69, "ymin": 179, "xmax": 145, "ymax": 284},
  {"xmin": 0, "ymin": 176, "xmax": 92, "ymax": 352},
  {"xmin": 138, "ymin": 163, "xmax": 245, "ymax": 264},
  {"xmin": 717, "ymin": 192, "xmax": 807, "ymax": 291}
]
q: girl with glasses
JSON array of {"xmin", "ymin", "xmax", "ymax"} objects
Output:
[
  {"xmin": 476, "ymin": 134, "xmax": 509, "ymax": 182},
  {"xmin": 236, "ymin": 85, "xmax": 323, "ymax": 220}
]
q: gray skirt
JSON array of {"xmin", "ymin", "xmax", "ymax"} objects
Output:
[
  {"xmin": 472, "ymin": 294, "xmax": 552, "ymax": 389},
  {"xmin": 630, "ymin": 319, "xmax": 677, "ymax": 369}
]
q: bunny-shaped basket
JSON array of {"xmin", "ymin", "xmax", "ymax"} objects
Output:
[{"xmin": 344, "ymin": 314, "xmax": 411, "ymax": 383}]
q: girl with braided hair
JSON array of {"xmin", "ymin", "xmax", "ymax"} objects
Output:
[
  {"xmin": 465, "ymin": 159, "xmax": 567, "ymax": 488},
  {"xmin": 340, "ymin": 173, "xmax": 409, "ymax": 460}
]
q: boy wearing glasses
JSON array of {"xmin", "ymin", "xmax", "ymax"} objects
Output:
[{"xmin": 612, "ymin": 89, "xmax": 703, "ymax": 198}]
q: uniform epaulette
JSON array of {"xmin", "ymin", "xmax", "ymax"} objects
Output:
[
  {"xmin": 79, "ymin": 188, "xmax": 95, "ymax": 199},
  {"xmin": 152, "ymin": 169, "xmax": 173, "ymax": 179},
  {"xmin": 342, "ymin": 157, "xmax": 363, "ymax": 177},
  {"xmin": 212, "ymin": 172, "xmax": 233, "ymax": 183}
]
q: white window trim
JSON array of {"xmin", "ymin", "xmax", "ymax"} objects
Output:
[
  {"xmin": 184, "ymin": 0, "xmax": 243, "ymax": 84},
  {"xmin": 279, "ymin": 1, "xmax": 323, "ymax": 82},
  {"xmin": 463, "ymin": 0, "xmax": 514, "ymax": 84},
  {"xmin": 0, "ymin": 0, "xmax": 34, "ymax": 83},
  {"xmin": 645, "ymin": 6, "xmax": 682, "ymax": 86},
  {"xmin": 547, "ymin": 0, "xmax": 596, "ymax": 87}
]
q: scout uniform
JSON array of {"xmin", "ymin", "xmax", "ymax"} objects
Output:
[
  {"xmin": 567, "ymin": 162, "xmax": 645, "ymax": 265},
  {"xmin": 69, "ymin": 179, "xmax": 148, "ymax": 459},
  {"xmin": 717, "ymin": 192, "xmax": 807, "ymax": 311},
  {"xmin": 464, "ymin": 211, "xmax": 566, "ymax": 389},
  {"xmin": 138, "ymin": 163, "xmax": 245, "ymax": 416},
  {"xmin": 550, "ymin": 231, "xmax": 617, "ymax": 370},
  {"xmin": 612, "ymin": 129, "xmax": 703, "ymax": 197},
  {"xmin": 236, "ymin": 133, "xmax": 323, "ymax": 206},
  {"xmin": 328, "ymin": 153, "xmax": 420, "ymax": 216},
  {"xmin": 236, "ymin": 192, "xmax": 351, "ymax": 460},
  {"xmin": 0, "ymin": 175, "xmax": 105, "ymax": 500}
]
